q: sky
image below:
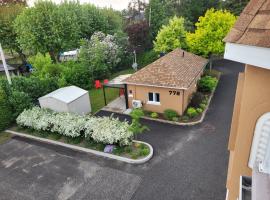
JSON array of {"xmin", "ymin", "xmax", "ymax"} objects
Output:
[{"xmin": 27, "ymin": 0, "xmax": 148, "ymax": 11}]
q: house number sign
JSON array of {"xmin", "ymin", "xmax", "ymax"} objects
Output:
[{"xmin": 169, "ymin": 91, "xmax": 180, "ymax": 96}]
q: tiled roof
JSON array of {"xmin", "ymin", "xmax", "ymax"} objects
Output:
[
  {"xmin": 224, "ymin": 0, "xmax": 270, "ymax": 48},
  {"xmin": 124, "ymin": 49, "xmax": 208, "ymax": 89}
]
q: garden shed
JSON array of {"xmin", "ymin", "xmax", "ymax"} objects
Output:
[{"xmin": 39, "ymin": 86, "xmax": 91, "ymax": 115}]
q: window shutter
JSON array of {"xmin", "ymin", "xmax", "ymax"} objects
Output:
[{"xmin": 249, "ymin": 113, "xmax": 270, "ymax": 174}]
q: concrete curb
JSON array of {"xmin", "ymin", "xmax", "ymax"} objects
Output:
[{"xmin": 5, "ymin": 130, "xmax": 153, "ymax": 164}]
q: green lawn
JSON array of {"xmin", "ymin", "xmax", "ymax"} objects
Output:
[
  {"xmin": 90, "ymin": 68, "xmax": 135, "ymax": 113},
  {"xmin": 0, "ymin": 132, "xmax": 12, "ymax": 145}
]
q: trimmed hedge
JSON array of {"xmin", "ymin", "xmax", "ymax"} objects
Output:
[{"xmin": 0, "ymin": 87, "xmax": 13, "ymax": 131}]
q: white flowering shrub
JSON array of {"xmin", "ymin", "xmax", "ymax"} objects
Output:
[
  {"xmin": 86, "ymin": 116, "xmax": 133, "ymax": 146},
  {"xmin": 16, "ymin": 107, "xmax": 53, "ymax": 131},
  {"xmin": 16, "ymin": 107, "xmax": 133, "ymax": 145}
]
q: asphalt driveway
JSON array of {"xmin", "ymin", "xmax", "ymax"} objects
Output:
[{"xmin": 0, "ymin": 59, "xmax": 244, "ymax": 200}]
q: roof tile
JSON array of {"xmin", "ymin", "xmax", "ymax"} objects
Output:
[
  {"xmin": 224, "ymin": 0, "xmax": 270, "ymax": 48},
  {"xmin": 124, "ymin": 49, "xmax": 208, "ymax": 89}
]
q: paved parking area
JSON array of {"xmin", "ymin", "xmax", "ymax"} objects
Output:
[{"xmin": 0, "ymin": 59, "xmax": 244, "ymax": 200}]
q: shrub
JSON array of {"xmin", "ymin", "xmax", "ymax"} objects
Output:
[
  {"xmin": 129, "ymin": 109, "xmax": 149, "ymax": 139},
  {"xmin": 61, "ymin": 61, "xmax": 92, "ymax": 89},
  {"xmin": 89, "ymin": 116, "xmax": 133, "ymax": 146},
  {"xmin": 198, "ymin": 76, "xmax": 218, "ymax": 93},
  {"xmin": 204, "ymin": 69, "xmax": 220, "ymax": 78},
  {"xmin": 11, "ymin": 76, "xmax": 59, "ymax": 101},
  {"xmin": 199, "ymin": 103, "xmax": 206, "ymax": 110},
  {"xmin": 137, "ymin": 50, "xmax": 159, "ymax": 67},
  {"xmin": 164, "ymin": 109, "xmax": 179, "ymax": 121},
  {"xmin": 181, "ymin": 115, "xmax": 189, "ymax": 122},
  {"xmin": 17, "ymin": 107, "xmax": 134, "ymax": 146},
  {"xmin": 150, "ymin": 112, "xmax": 158, "ymax": 118},
  {"xmin": 9, "ymin": 90, "xmax": 33, "ymax": 118},
  {"xmin": 190, "ymin": 92, "xmax": 204, "ymax": 107},
  {"xmin": 139, "ymin": 148, "xmax": 150, "ymax": 156},
  {"xmin": 0, "ymin": 87, "xmax": 13, "ymax": 131},
  {"xmin": 196, "ymin": 108, "xmax": 203, "ymax": 114},
  {"xmin": 172, "ymin": 117, "xmax": 179, "ymax": 122},
  {"xmin": 187, "ymin": 107, "xmax": 198, "ymax": 118}
]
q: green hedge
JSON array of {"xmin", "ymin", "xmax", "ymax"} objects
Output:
[{"xmin": 0, "ymin": 87, "xmax": 13, "ymax": 131}]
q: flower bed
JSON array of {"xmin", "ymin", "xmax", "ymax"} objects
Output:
[{"xmin": 15, "ymin": 107, "xmax": 151, "ymax": 160}]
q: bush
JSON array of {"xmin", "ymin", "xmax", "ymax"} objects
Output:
[
  {"xmin": 196, "ymin": 108, "xmax": 203, "ymax": 114},
  {"xmin": 198, "ymin": 76, "xmax": 218, "ymax": 93},
  {"xmin": 129, "ymin": 109, "xmax": 149, "ymax": 139},
  {"xmin": 0, "ymin": 87, "xmax": 13, "ymax": 131},
  {"xmin": 150, "ymin": 112, "xmax": 159, "ymax": 118},
  {"xmin": 17, "ymin": 107, "xmax": 133, "ymax": 146},
  {"xmin": 139, "ymin": 148, "xmax": 150, "ymax": 156},
  {"xmin": 11, "ymin": 76, "xmax": 59, "ymax": 101},
  {"xmin": 204, "ymin": 69, "xmax": 220, "ymax": 78},
  {"xmin": 61, "ymin": 61, "xmax": 92, "ymax": 89},
  {"xmin": 164, "ymin": 109, "xmax": 179, "ymax": 121},
  {"xmin": 190, "ymin": 92, "xmax": 204, "ymax": 107},
  {"xmin": 181, "ymin": 115, "xmax": 189, "ymax": 122},
  {"xmin": 9, "ymin": 90, "xmax": 33, "ymax": 118},
  {"xmin": 187, "ymin": 107, "xmax": 198, "ymax": 118},
  {"xmin": 199, "ymin": 103, "xmax": 206, "ymax": 110},
  {"xmin": 137, "ymin": 50, "xmax": 159, "ymax": 67}
]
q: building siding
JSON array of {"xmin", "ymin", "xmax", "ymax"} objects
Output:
[
  {"xmin": 227, "ymin": 65, "xmax": 270, "ymax": 200},
  {"xmin": 127, "ymin": 85, "xmax": 185, "ymax": 115}
]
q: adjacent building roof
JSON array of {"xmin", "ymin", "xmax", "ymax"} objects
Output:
[
  {"xmin": 39, "ymin": 86, "xmax": 88, "ymax": 104},
  {"xmin": 0, "ymin": 64, "xmax": 15, "ymax": 72},
  {"xmin": 224, "ymin": 0, "xmax": 270, "ymax": 48},
  {"xmin": 124, "ymin": 49, "xmax": 208, "ymax": 89}
]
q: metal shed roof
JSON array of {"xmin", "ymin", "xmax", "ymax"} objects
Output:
[{"xmin": 39, "ymin": 86, "xmax": 88, "ymax": 104}]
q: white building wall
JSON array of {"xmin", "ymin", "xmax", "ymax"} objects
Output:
[
  {"xmin": 39, "ymin": 97, "xmax": 69, "ymax": 112},
  {"xmin": 67, "ymin": 93, "xmax": 91, "ymax": 115}
]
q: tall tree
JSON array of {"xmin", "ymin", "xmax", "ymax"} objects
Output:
[
  {"xmin": 178, "ymin": 0, "xmax": 221, "ymax": 24},
  {"xmin": 145, "ymin": 0, "xmax": 169, "ymax": 38},
  {"xmin": 125, "ymin": 21, "xmax": 151, "ymax": 52},
  {"xmin": 0, "ymin": 4, "xmax": 25, "ymax": 61},
  {"xmin": 14, "ymin": 1, "xmax": 82, "ymax": 61},
  {"xmin": 186, "ymin": 9, "xmax": 236, "ymax": 57},
  {"xmin": 154, "ymin": 16, "xmax": 186, "ymax": 53},
  {"xmin": 221, "ymin": 0, "xmax": 249, "ymax": 16}
]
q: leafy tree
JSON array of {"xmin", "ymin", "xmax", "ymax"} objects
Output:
[
  {"xmin": 0, "ymin": 4, "xmax": 26, "ymax": 61},
  {"xmin": 79, "ymin": 32, "xmax": 122, "ymax": 80},
  {"xmin": 154, "ymin": 16, "xmax": 186, "ymax": 53},
  {"xmin": 186, "ymin": 9, "xmax": 236, "ymax": 57},
  {"xmin": 221, "ymin": 0, "xmax": 249, "ymax": 16},
  {"xmin": 28, "ymin": 53, "xmax": 63, "ymax": 78},
  {"xmin": 145, "ymin": 0, "xmax": 169, "ymax": 38},
  {"xmin": 14, "ymin": 1, "xmax": 81, "ymax": 61},
  {"xmin": 102, "ymin": 8, "xmax": 123, "ymax": 35},
  {"xmin": 80, "ymin": 4, "xmax": 108, "ymax": 39},
  {"xmin": 171, "ymin": 0, "xmax": 221, "ymax": 24},
  {"xmin": 125, "ymin": 21, "xmax": 152, "ymax": 52}
]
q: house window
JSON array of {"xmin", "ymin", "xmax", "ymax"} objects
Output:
[{"xmin": 148, "ymin": 92, "xmax": 160, "ymax": 105}]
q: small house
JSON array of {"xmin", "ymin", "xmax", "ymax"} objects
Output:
[
  {"xmin": 123, "ymin": 49, "xmax": 208, "ymax": 115},
  {"xmin": 39, "ymin": 86, "xmax": 91, "ymax": 115}
]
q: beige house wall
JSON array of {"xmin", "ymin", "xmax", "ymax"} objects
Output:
[
  {"xmin": 226, "ymin": 65, "xmax": 270, "ymax": 200},
  {"xmin": 127, "ymin": 85, "xmax": 185, "ymax": 115}
]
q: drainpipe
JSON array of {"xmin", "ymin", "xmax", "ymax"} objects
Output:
[{"xmin": 124, "ymin": 84, "xmax": 129, "ymax": 109}]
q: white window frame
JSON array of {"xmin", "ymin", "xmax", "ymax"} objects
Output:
[{"xmin": 147, "ymin": 92, "xmax": 160, "ymax": 105}]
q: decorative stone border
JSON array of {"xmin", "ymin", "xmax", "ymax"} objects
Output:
[{"xmin": 5, "ymin": 130, "xmax": 153, "ymax": 164}]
